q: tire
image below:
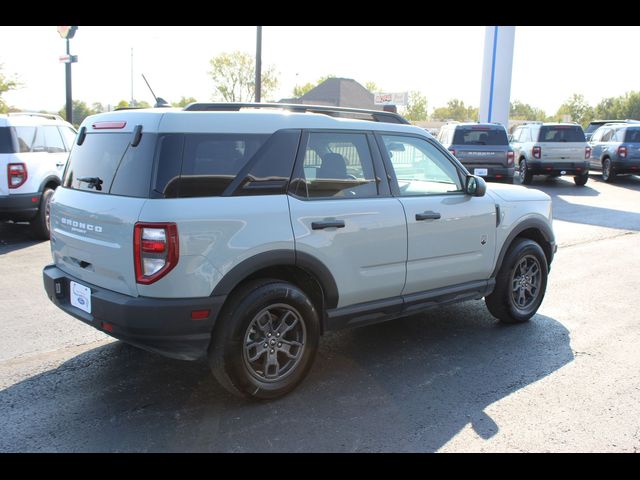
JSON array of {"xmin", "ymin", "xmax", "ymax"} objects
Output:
[
  {"xmin": 574, "ymin": 172, "xmax": 589, "ymax": 186},
  {"xmin": 602, "ymin": 158, "xmax": 615, "ymax": 182},
  {"xmin": 518, "ymin": 158, "xmax": 533, "ymax": 185},
  {"xmin": 485, "ymin": 238, "xmax": 548, "ymax": 324},
  {"xmin": 208, "ymin": 278, "xmax": 320, "ymax": 400},
  {"xmin": 30, "ymin": 188, "xmax": 54, "ymax": 240}
]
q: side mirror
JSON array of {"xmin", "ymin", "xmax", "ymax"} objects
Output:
[{"xmin": 466, "ymin": 175, "xmax": 486, "ymax": 197}]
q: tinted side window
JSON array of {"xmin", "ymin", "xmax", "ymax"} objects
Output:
[
  {"xmin": 625, "ymin": 129, "xmax": 640, "ymax": 143},
  {"xmin": 381, "ymin": 135, "xmax": 462, "ymax": 195},
  {"xmin": 178, "ymin": 134, "xmax": 268, "ymax": 198},
  {"xmin": 58, "ymin": 126, "xmax": 77, "ymax": 151},
  {"xmin": 43, "ymin": 126, "xmax": 66, "ymax": 153},
  {"xmin": 294, "ymin": 132, "xmax": 378, "ymax": 199},
  {"xmin": 0, "ymin": 127, "xmax": 16, "ymax": 154},
  {"xmin": 14, "ymin": 127, "xmax": 36, "ymax": 152}
]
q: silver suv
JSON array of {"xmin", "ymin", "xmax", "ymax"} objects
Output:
[
  {"xmin": 510, "ymin": 122, "xmax": 590, "ymax": 186},
  {"xmin": 42, "ymin": 103, "xmax": 556, "ymax": 399},
  {"xmin": 0, "ymin": 113, "xmax": 77, "ymax": 238}
]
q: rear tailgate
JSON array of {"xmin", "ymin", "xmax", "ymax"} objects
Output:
[
  {"xmin": 451, "ymin": 126, "xmax": 510, "ymax": 165},
  {"xmin": 538, "ymin": 125, "xmax": 586, "ymax": 162},
  {"xmin": 50, "ymin": 188, "xmax": 146, "ymax": 296},
  {"xmin": 454, "ymin": 146, "xmax": 509, "ymax": 165}
]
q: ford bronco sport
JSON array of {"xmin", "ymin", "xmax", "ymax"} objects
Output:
[{"xmin": 43, "ymin": 103, "xmax": 556, "ymax": 400}]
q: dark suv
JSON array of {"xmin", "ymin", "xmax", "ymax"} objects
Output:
[{"xmin": 437, "ymin": 123, "xmax": 514, "ymax": 182}]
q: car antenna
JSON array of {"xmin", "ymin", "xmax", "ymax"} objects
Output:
[{"xmin": 141, "ymin": 73, "xmax": 170, "ymax": 108}]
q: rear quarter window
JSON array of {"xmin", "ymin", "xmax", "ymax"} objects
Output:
[{"xmin": 624, "ymin": 129, "xmax": 640, "ymax": 143}]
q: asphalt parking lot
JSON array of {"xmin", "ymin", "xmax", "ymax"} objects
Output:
[{"xmin": 1, "ymin": 173, "xmax": 639, "ymax": 452}]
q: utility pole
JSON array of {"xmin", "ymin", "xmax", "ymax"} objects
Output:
[
  {"xmin": 255, "ymin": 26, "xmax": 262, "ymax": 103},
  {"xmin": 131, "ymin": 48, "xmax": 134, "ymax": 106},
  {"xmin": 57, "ymin": 26, "xmax": 78, "ymax": 124}
]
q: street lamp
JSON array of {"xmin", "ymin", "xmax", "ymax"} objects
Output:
[{"xmin": 57, "ymin": 26, "xmax": 78, "ymax": 124}]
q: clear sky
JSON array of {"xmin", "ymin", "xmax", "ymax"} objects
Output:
[{"xmin": 1, "ymin": 26, "xmax": 638, "ymax": 115}]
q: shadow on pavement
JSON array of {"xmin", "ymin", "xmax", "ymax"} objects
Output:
[
  {"xmin": 0, "ymin": 303, "xmax": 573, "ymax": 452},
  {"xmin": 0, "ymin": 222, "xmax": 45, "ymax": 255}
]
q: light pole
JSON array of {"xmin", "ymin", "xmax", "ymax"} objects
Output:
[
  {"xmin": 57, "ymin": 26, "xmax": 78, "ymax": 124},
  {"xmin": 255, "ymin": 26, "xmax": 262, "ymax": 103}
]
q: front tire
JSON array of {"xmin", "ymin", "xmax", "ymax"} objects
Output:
[
  {"xmin": 485, "ymin": 238, "xmax": 548, "ymax": 324},
  {"xmin": 208, "ymin": 279, "xmax": 320, "ymax": 400},
  {"xmin": 30, "ymin": 188, "xmax": 54, "ymax": 240}
]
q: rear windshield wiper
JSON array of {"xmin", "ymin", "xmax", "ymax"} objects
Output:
[{"xmin": 77, "ymin": 176, "xmax": 103, "ymax": 191}]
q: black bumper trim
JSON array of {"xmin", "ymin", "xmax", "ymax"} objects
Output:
[
  {"xmin": 0, "ymin": 193, "xmax": 41, "ymax": 221},
  {"xmin": 526, "ymin": 161, "xmax": 589, "ymax": 176},
  {"xmin": 43, "ymin": 264, "xmax": 225, "ymax": 361},
  {"xmin": 611, "ymin": 161, "xmax": 640, "ymax": 174},
  {"xmin": 461, "ymin": 165, "xmax": 515, "ymax": 179}
]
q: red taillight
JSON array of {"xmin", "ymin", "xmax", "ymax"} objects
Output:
[
  {"xmin": 134, "ymin": 223, "xmax": 179, "ymax": 285},
  {"xmin": 8, "ymin": 163, "xmax": 27, "ymax": 189},
  {"xmin": 618, "ymin": 146, "xmax": 628, "ymax": 158},
  {"xmin": 532, "ymin": 146, "xmax": 541, "ymax": 159},
  {"xmin": 191, "ymin": 309, "xmax": 211, "ymax": 320},
  {"xmin": 585, "ymin": 147, "xmax": 591, "ymax": 159},
  {"xmin": 448, "ymin": 147, "xmax": 456, "ymax": 157},
  {"xmin": 507, "ymin": 150, "xmax": 515, "ymax": 166},
  {"xmin": 92, "ymin": 121, "xmax": 126, "ymax": 130}
]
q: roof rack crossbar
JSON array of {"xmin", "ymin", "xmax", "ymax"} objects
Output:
[
  {"xmin": 182, "ymin": 102, "xmax": 410, "ymax": 125},
  {"xmin": 7, "ymin": 112, "xmax": 64, "ymax": 121}
]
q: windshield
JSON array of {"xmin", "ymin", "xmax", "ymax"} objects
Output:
[
  {"xmin": 452, "ymin": 127, "xmax": 508, "ymax": 146},
  {"xmin": 538, "ymin": 126, "xmax": 585, "ymax": 142}
]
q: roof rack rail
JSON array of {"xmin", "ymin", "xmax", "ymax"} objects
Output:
[
  {"xmin": 7, "ymin": 112, "xmax": 64, "ymax": 121},
  {"xmin": 182, "ymin": 102, "xmax": 410, "ymax": 125}
]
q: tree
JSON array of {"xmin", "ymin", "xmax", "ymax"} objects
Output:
[
  {"xmin": 594, "ymin": 91, "xmax": 640, "ymax": 120},
  {"xmin": 555, "ymin": 94, "xmax": 593, "ymax": 126},
  {"xmin": 431, "ymin": 99, "xmax": 478, "ymax": 122},
  {"xmin": 172, "ymin": 96, "xmax": 198, "ymax": 108},
  {"xmin": 209, "ymin": 51, "xmax": 279, "ymax": 102},
  {"xmin": 58, "ymin": 100, "xmax": 94, "ymax": 127},
  {"xmin": 510, "ymin": 100, "xmax": 547, "ymax": 121},
  {"xmin": 115, "ymin": 99, "xmax": 130, "ymax": 110},
  {"xmin": 403, "ymin": 91, "xmax": 428, "ymax": 122},
  {"xmin": 0, "ymin": 64, "xmax": 19, "ymax": 113},
  {"xmin": 292, "ymin": 82, "xmax": 315, "ymax": 97},
  {"xmin": 365, "ymin": 81, "xmax": 379, "ymax": 93},
  {"xmin": 91, "ymin": 102, "xmax": 106, "ymax": 114}
]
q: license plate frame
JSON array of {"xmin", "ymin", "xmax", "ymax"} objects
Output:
[{"xmin": 70, "ymin": 280, "xmax": 92, "ymax": 314}]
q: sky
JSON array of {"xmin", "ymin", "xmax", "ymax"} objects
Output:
[{"xmin": 1, "ymin": 26, "xmax": 639, "ymax": 115}]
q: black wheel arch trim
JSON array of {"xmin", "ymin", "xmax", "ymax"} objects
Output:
[
  {"xmin": 38, "ymin": 175, "xmax": 61, "ymax": 193},
  {"xmin": 209, "ymin": 249, "xmax": 339, "ymax": 309},
  {"xmin": 492, "ymin": 218, "xmax": 555, "ymax": 278}
]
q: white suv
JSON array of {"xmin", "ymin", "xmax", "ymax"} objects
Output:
[
  {"xmin": 43, "ymin": 103, "xmax": 556, "ymax": 399},
  {"xmin": 0, "ymin": 112, "xmax": 77, "ymax": 238}
]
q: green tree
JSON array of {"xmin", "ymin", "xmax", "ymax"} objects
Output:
[
  {"xmin": 58, "ymin": 100, "xmax": 94, "ymax": 127},
  {"xmin": 510, "ymin": 100, "xmax": 548, "ymax": 121},
  {"xmin": 595, "ymin": 91, "xmax": 640, "ymax": 120},
  {"xmin": 209, "ymin": 51, "xmax": 279, "ymax": 102},
  {"xmin": 115, "ymin": 99, "xmax": 130, "ymax": 110},
  {"xmin": 431, "ymin": 99, "xmax": 477, "ymax": 122},
  {"xmin": 172, "ymin": 96, "xmax": 198, "ymax": 108},
  {"xmin": 292, "ymin": 82, "xmax": 315, "ymax": 97},
  {"xmin": 403, "ymin": 91, "xmax": 428, "ymax": 122},
  {"xmin": 555, "ymin": 94, "xmax": 593, "ymax": 126},
  {"xmin": 135, "ymin": 100, "xmax": 151, "ymax": 108},
  {"xmin": 91, "ymin": 102, "xmax": 106, "ymax": 114},
  {"xmin": 0, "ymin": 64, "xmax": 20, "ymax": 113},
  {"xmin": 365, "ymin": 81, "xmax": 379, "ymax": 93}
]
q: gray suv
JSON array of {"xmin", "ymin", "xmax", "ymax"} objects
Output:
[
  {"xmin": 43, "ymin": 103, "xmax": 556, "ymax": 399},
  {"xmin": 588, "ymin": 123, "xmax": 640, "ymax": 181},
  {"xmin": 437, "ymin": 122, "xmax": 515, "ymax": 182}
]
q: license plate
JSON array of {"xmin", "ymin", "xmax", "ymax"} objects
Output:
[
  {"xmin": 560, "ymin": 170, "xmax": 566, "ymax": 175},
  {"xmin": 70, "ymin": 281, "xmax": 91, "ymax": 314},
  {"xmin": 474, "ymin": 168, "xmax": 488, "ymax": 176}
]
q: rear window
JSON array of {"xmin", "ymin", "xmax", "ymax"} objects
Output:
[
  {"xmin": 624, "ymin": 129, "xmax": 640, "ymax": 143},
  {"xmin": 62, "ymin": 133, "xmax": 158, "ymax": 198},
  {"xmin": 585, "ymin": 123, "xmax": 605, "ymax": 134},
  {"xmin": 0, "ymin": 127, "xmax": 16, "ymax": 154},
  {"xmin": 538, "ymin": 126, "xmax": 585, "ymax": 142},
  {"xmin": 452, "ymin": 127, "xmax": 508, "ymax": 146}
]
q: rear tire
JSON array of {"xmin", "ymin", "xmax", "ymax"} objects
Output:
[
  {"xmin": 519, "ymin": 158, "xmax": 533, "ymax": 185},
  {"xmin": 30, "ymin": 188, "xmax": 54, "ymax": 240},
  {"xmin": 574, "ymin": 172, "xmax": 589, "ymax": 186},
  {"xmin": 602, "ymin": 158, "xmax": 615, "ymax": 182},
  {"xmin": 208, "ymin": 279, "xmax": 320, "ymax": 400},
  {"xmin": 485, "ymin": 238, "xmax": 548, "ymax": 324}
]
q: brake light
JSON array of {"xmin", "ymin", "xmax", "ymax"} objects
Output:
[
  {"xmin": 8, "ymin": 163, "xmax": 27, "ymax": 189},
  {"xmin": 532, "ymin": 146, "xmax": 541, "ymax": 159},
  {"xmin": 585, "ymin": 147, "xmax": 591, "ymax": 159},
  {"xmin": 618, "ymin": 146, "xmax": 628, "ymax": 158},
  {"xmin": 92, "ymin": 121, "xmax": 126, "ymax": 130},
  {"xmin": 448, "ymin": 147, "xmax": 456, "ymax": 157},
  {"xmin": 507, "ymin": 150, "xmax": 515, "ymax": 166},
  {"xmin": 134, "ymin": 223, "xmax": 179, "ymax": 284}
]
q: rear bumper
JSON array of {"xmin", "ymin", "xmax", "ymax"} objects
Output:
[
  {"xmin": 43, "ymin": 264, "xmax": 226, "ymax": 361},
  {"xmin": 611, "ymin": 160, "xmax": 640, "ymax": 175},
  {"xmin": 526, "ymin": 161, "xmax": 589, "ymax": 176},
  {"xmin": 0, "ymin": 193, "xmax": 41, "ymax": 221},
  {"xmin": 462, "ymin": 164, "xmax": 515, "ymax": 179}
]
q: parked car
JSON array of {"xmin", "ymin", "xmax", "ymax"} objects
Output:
[
  {"xmin": 588, "ymin": 123, "xmax": 640, "ymax": 181},
  {"xmin": 437, "ymin": 122, "xmax": 514, "ymax": 182},
  {"xmin": 584, "ymin": 119, "xmax": 640, "ymax": 142},
  {"xmin": 0, "ymin": 113, "xmax": 77, "ymax": 239},
  {"xmin": 510, "ymin": 122, "xmax": 590, "ymax": 186},
  {"xmin": 43, "ymin": 103, "xmax": 556, "ymax": 400}
]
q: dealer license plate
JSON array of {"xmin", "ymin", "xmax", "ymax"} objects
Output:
[
  {"xmin": 70, "ymin": 281, "xmax": 91, "ymax": 314},
  {"xmin": 474, "ymin": 168, "xmax": 488, "ymax": 176}
]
